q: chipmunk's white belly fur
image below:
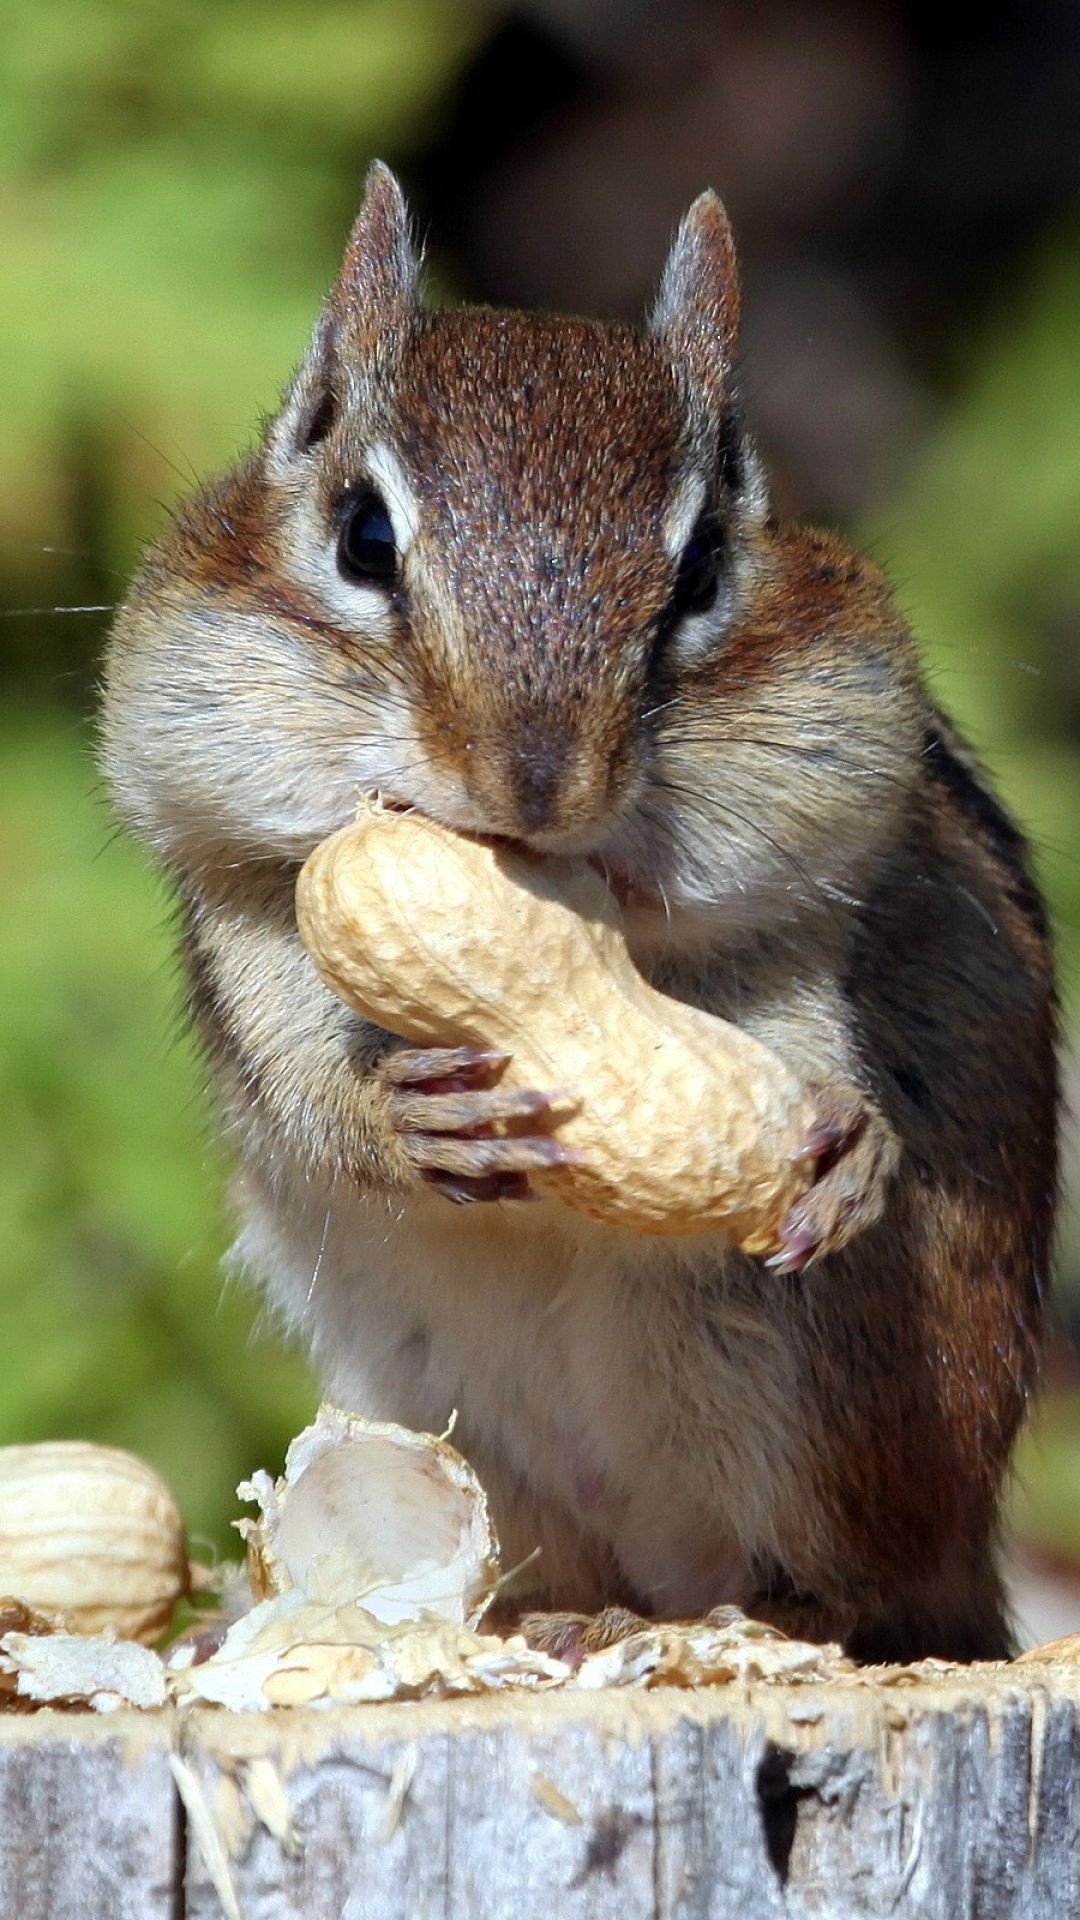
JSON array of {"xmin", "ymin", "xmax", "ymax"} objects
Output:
[{"xmin": 236, "ymin": 1156, "xmax": 806, "ymax": 1614}]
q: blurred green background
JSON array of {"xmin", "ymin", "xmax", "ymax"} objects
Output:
[{"xmin": 2, "ymin": 0, "xmax": 1079, "ymax": 1604}]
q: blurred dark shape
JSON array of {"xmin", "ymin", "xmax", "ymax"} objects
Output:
[{"xmin": 420, "ymin": 0, "xmax": 1080, "ymax": 517}]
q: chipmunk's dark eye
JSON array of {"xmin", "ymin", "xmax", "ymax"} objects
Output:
[
  {"xmin": 337, "ymin": 489, "xmax": 397, "ymax": 586},
  {"xmin": 671, "ymin": 519, "xmax": 723, "ymax": 618}
]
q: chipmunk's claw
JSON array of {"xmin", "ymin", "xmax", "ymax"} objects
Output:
[
  {"xmin": 378, "ymin": 1044, "xmax": 510, "ymax": 1088},
  {"xmin": 771, "ymin": 1084, "xmax": 900, "ymax": 1271},
  {"xmin": 378, "ymin": 1043, "xmax": 580, "ymax": 1204},
  {"xmin": 767, "ymin": 1223, "xmax": 821, "ymax": 1275},
  {"xmin": 424, "ymin": 1170, "xmax": 537, "ymax": 1205}
]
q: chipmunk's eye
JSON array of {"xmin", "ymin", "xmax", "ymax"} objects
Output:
[
  {"xmin": 337, "ymin": 489, "xmax": 397, "ymax": 586},
  {"xmin": 671, "ymin": 518, "xmax": 722, "ymax": 618}
]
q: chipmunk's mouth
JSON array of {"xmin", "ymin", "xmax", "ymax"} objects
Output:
[
  {"xmin": 587, "ymin": 860, "xmax": 660, "ymax": 911},
  {"xmin": 362, "ymin": 788, "xmax": 545, "ymax": 864},
  {"xmin": 361, "ymin": 789, "xmax": 668, "ymax": 913}
]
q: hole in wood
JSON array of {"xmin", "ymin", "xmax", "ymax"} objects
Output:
[{"xmin": 756, "ymin": 1743, "xmax": 814, "ymax": 1884}]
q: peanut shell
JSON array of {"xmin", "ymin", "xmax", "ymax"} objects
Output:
[
  {"xmin": 296, "ymin": 810, "xmax": 816, "ymax": 1253},
  {"xmin": 0, "ymin": 1441, "xmax": 190, "ymax": 1644}
]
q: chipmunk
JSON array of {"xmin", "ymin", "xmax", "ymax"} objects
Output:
[{"xmin": 101, "ymin": 163, "xmax": 1057, "ymax": 1663}]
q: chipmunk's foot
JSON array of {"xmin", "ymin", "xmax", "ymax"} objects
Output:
[
  {"xmin": 519, "ymin": 1602, "xmax": 781, "ymax": 1668},
  {"xmin": 518, "ymin": 1606, "xmax": 651, "ymax": 1668}
]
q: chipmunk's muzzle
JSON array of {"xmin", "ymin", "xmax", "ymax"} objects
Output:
[
  {"xmin": 408, "ymin": 593, "xmax": 648, "ymax": 850},
  {"xmin": 448, "ymin": 711, "xmax": 637, "ymax": 853}
]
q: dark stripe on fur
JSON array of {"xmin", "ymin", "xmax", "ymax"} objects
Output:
[{"xmin": 923, "ymin": 723, "xmax": 1049, "ymax": 941}]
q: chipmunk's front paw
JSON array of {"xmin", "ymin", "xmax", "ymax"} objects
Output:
[
  {"xmin": 379, "ymin": 1044, "xmax": 581, "ymax": 1204},
  {"xmin": 769, "ymin": 1084, "xmax": 899, "ymax": 1272}
]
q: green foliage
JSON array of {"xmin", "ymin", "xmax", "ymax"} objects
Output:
[
  {"xmin": 1, "ymin": 0, "xmax": 481, "ymax": 560},
  {"xmin": 0, "ymin": 703, "xmax": 316, "ymax": 1553},
  {"xmin": 1014, "ymin": 1393, "xmax": 1080, "ymax": 1564},
  {"xmin": 868, "ymin": 232, "xmax": 1080, "ymax": 975}
]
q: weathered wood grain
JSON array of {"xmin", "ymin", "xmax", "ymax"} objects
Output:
[
  {"xmin": 180, "ymin": 1672, "xmax": 1080, "ymax": 1920},
  {"xmin": 0, "ymin": 1710, "xmax": 178, "ymax": 1920},
  {"xmin": 3, "ymin": 1668, "xmax": 1080, "ymax": 1917}
]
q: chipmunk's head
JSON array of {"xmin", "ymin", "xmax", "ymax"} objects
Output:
[
  {"xmin": 106, "ymin": 164, "xmax": 920, "ymax": 942},
  {"xmin": 260, "ymin": 165, "xmax": 764, "ymax": 855}
]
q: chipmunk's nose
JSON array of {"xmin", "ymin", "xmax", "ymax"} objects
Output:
[
  {"xmin": 458, "ymin": 720, "xmax": 623, "ymax": 849},
  {"xmin": 509, "ymin": 732, "xmax": 569, "ymax": 836}
]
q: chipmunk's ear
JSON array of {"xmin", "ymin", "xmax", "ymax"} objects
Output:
[
  {"xmin": 270, "ymin": 163, "xmax": 419, "ymax": 466},
  {"xmin": 649, "ymin": 191, "xmax": 740, "ymax": 390},
  {"xmin": 331, "ymin": 160, "xmax": 420, "ymax": 349}
]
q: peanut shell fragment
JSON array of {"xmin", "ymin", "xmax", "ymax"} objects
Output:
[{"xmin": 236, "ymin": 1403, "xmax": 500, "ymax": 1626}]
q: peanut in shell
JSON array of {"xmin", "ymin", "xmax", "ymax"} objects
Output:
[{"xmin": 295, "ymin": 809, "xmax": 816, "ymax": 1254}]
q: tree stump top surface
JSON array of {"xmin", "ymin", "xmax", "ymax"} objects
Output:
[{"xmin": 3, "ymin": 1662, "xmax": 1079, "ymax": 1917}]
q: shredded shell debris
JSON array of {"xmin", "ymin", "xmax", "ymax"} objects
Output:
[
  {"xmin": 0, "ymin": 1629, "xmax": 167, "ymax": 1711},
  {"xmin": 0, "ymin": 1410, "xmax": 1062, "ymax": 1715}
]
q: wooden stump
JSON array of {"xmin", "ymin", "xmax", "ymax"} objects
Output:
[{"xmin": 2, "ymin": 1666, "xmax": 1078, "ymax": 1918}]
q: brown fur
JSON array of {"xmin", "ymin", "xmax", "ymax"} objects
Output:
[{"xmin": 100, "ymin": 166, "xmax": 1057, "ymax": 1662}]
